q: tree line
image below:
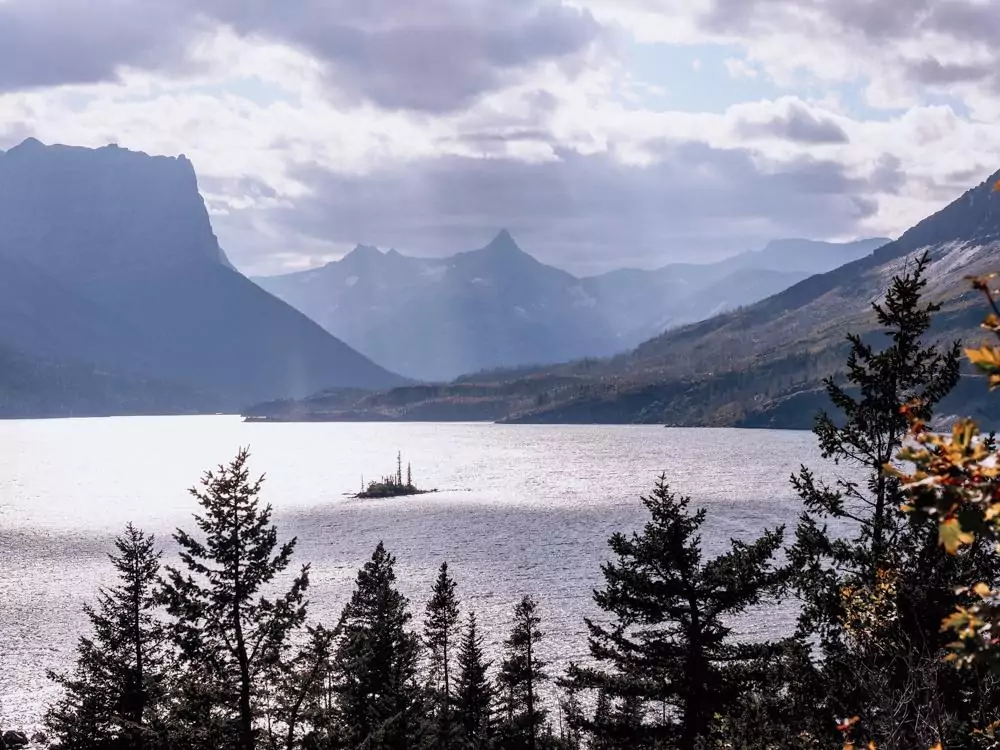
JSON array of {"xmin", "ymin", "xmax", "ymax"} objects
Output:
[{"xmin": 39, "ymin": 253, "xmax": 1000, "ymax": 749}]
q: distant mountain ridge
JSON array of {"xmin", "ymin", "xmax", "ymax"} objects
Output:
[
  {"xmin": 0, "ymin": 139, "xmax": 403, "ymax": 416},
  {"xmin": 245, "ymin": 172, "xmax": 1000, "ymax": 428},
  {"xmin": 255, "ymin": 231, "xmax": 889, "ymax": 381}
]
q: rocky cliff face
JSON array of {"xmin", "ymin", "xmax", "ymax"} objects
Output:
[
  {"xmin": 0, "ymin": 139, "xmax": 229, "ymax": 284},
  {"xmin": 0, "ymin": 139, "xmax": 403, "ymax": 415}
]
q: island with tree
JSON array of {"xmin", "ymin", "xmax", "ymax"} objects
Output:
[{"xmin": 355, "ymin": 452, "xmax": 435, "ymax": 498}]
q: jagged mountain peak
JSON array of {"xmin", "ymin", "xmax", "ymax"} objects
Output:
[
  {"xmin": 342, "ymin": 244, "xmax": 384, "ymax": 261},
  {"xmin": 482, "ymin": 229, "xmax": 523, "ymax": 254}
]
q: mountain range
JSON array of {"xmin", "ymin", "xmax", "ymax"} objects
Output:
[
  {"xmin": 0, "ymin": 139, "xmax": 402, "ymax": 417},
  {"xmin": 247, "ymin": 169, "xmax": 1000, "ymax": 428},
  {"xmin": 255, "ymin": 232, "xmax": 889, "ymax": 381}
]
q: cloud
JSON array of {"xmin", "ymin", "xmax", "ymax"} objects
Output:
[
  {"xmin": 0, "ymin": 0, "xmax": 200, "ymax": 92},
  {"xmin": 0, "ymin": 0, "xmax": 611, "ymax": 112},
  {"xmin": 215, "ymin": 143, "xmax": 883, "ymax": 275},
  {"xmin": 734, "ymin": 103, "xmax": 849, "ymax": 144}
]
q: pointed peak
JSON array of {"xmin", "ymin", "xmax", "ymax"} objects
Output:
[
  {"xmin": 483, "ymin": 229, "xmax": 522, "ymax": 254},
  {"xmin": 342, "ymin": 244, "xmax": 383, "ymax": 261},
  {"xmin": 9, "ymin": 136, "xmax": 45, "ymax": 153}
]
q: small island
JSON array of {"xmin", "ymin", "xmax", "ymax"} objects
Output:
[{"xmin": 355, "ymin": 452, "xmax": 436, "ymax": 498}]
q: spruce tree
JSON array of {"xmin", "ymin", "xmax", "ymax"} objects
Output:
[
  {"xmin": 424, "ymin": 562, "xmax": 461, "ymax": 749},
  {"xmin": 159, "ymin": 448, "xmax": 310, "ymax": 750},
  {"xmin": 454, "ymin": 613, "xmax": 494, "ymax": 749},
  {"xmin": 269, "ymin": 625, "xmax": 337, "ymax": 750},
  {"xmin": 563, "ymin": 475, "xmax": 783, "ymax": 750},
  {"xmin": 785, "ymin": 252, "xmax": 1000, "ymax": 746},
  {"xmin": 497, "ymin": 595, "xmax": 548, "ymax": 750},
  {"xmin": 46, "ymin": 524, "xmax": 166, "ymax": 750},
  {"xmin": 330, "ymin": 541, "xmax": 422, "ymax": 749}
]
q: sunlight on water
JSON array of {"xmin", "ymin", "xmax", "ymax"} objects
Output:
[{"xmin": 0, "ymin": 416, "xmax": 835, "ymax": 726}]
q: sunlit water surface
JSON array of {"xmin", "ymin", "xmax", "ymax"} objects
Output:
[{"xmin": 0, "ymin": 416, "xmax": 835, "ymax": 727}]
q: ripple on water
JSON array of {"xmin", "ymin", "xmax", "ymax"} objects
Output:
[{"xmin": 0, "ymin": 416, "xmax": 848, "ymax": 726}]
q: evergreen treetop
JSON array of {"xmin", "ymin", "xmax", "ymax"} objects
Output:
[
  {"xmin": 159, "ymin": 447, "xmax": 310, "ymax": 750},
  {"xmin": 564, "ymin": 474, "xmax": 784, "ymax": 750},
  {"xmin": 46, "ymin": 523, "xmax": 166, "ymax": 750}
]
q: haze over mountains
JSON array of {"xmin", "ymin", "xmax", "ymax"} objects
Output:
[
  {"xmin": 0, "ymin": 139, "xmax": 402, "ymax": 417},
  {"xmin": 250, "ymin": 168, "xmax": 1000, "ymax": 429},
  {"xmin": 255, "ymin": 231, "xmax": 888, "ymax": 381}
]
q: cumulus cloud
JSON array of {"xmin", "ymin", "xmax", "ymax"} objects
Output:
[
  {"xmin": 734, "ymin": 103, "xmax": 849, "ymax": 144},
  {"xmin": 0, "ymin": 0, "xmax": 200, "ymax": 92},
  {"xmin": 0, "ymin": 0, "xmax": 611, "ymax": 112},
  {"xmin": 213, "ymin": 144, "xmax": 884, "ymax": 275}
]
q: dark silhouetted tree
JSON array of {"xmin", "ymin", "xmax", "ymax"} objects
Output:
[
  {"xmin": 788, "ymin": 252, "xmax": 1000, "ymax": 747},
  {"xmin": 563, "ymin": 475, "xmax": 783, "ymax": 750},
  {"xmin": 330, "ymin": 542, "xmax": 422, "ymax": 749},
  {"xmin": 424, "ymin": 562, "xmax": 461, "ymax": 749},
  {"xmin": 46, "ymin": 524, "xmax": 166, "ymax": 750},
  {"xmin": 160, "ymin": 448, "xmax": 309, "ymax": 750},
  {"xmin": 497, "ymin": 595, "xmax": 547, "ymax": 750},
  {"xmin": 454, "ymin": 613, "xmax": 494, "ymax": 749}
]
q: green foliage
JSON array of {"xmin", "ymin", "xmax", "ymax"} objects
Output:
[
  {"xmin": 329, "ymin": 541, "xmax": 423, "ymax": 749},
  {"xmin": 787, "ymin": 252, "xmax": 1000, "ymax": 748},
  {"xmin": 159, "ymin": 448, "xmax": 310, "ymax": 750},
  {"xmin": 46, "ymin": 524, "xmax": 167, "ymax": 750},
  {"xmin": 424, "ymin": 563, "xmax": 462, "ymax": 749},
  {"xmin": 562, "ymin": 475, "xmax": 784, "ymax": 750},
  {"xmin": 497, "ymin": 595, "xmax": 548, "ymax": 750},
  {"xmin": 454, "ymin": 613, "xmax": 494, "ymax": 749}
]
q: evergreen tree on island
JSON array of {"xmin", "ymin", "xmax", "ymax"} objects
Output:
[
  {"xmin": 563, "ymin": 475, "xmax": 784, "ymax": 749},
  {"xmin": 46, "ymin": 524, "xmax": 167, "ymax": 750},
  {"xmin": 159, "ymin": 448, "xmax": 310, "ymax": 750}
]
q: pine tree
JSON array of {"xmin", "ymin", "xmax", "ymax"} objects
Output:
[
  {"xmin": 497, "ymin": 595, "xmax": 548, "ymax": 750},
  {"xmin": 159, "ymin": 448, "xmax": 310, "ymax": 750},
  {"xmin": 269, "ymin": 625, "xmax": 337, "ymax": 750},
  {"xmin": 407, "ymin": 463, "xmax": 413, "ymax": 489},
  {"xmin": 330, "ymin": 541, "xmax": 423, "ymax": 749},
  {"xmin": 787, "ymin": 252, "xmax": 1000, "ymax": 746},
  {"xmin": 454, "ymin": 613, "xmax": 493, "ymax": 749},
  {"xmin": 46, "ymin": 524, "xmax": 166, "ymax": 750},
  {"xmin": 424, "ymin": 562, "xmax": 461, "ymax": 749},
  {"xmin": 563, "ymin": 475, "xmax": 783, "ymax": 750}
]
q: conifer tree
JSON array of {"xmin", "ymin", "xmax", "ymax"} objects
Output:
[
  {"xmin": 268, "ymin": 625, "xmax": 337, "ymax": 750},
  {"xmin": 786, "ymin": 253, "xmax": 1000, "ymax": 746},
  {"xmin": 424, "ymin": 562, "xmax": 461, "ymax": 749},
  {"xmin": 46, "ymin": 524, "xmax": 166, "ymax": 750},
  {"xmin": 159, "ymin": 448, "xmax": 310, "ymax": 750},
  {"xmin": 563, "ymin": 475, "xmax": 783, "ymax": 750},
  {"xmin": 497, "ymin": 595, "xmax": 548, "ymax": 750},
  {"xmin": 454, "ymin": 613, "xmax": 494, "ymax": 749},
  {"xmin": 330, "ymin": 541, "xmax": 422, "ymax": 749}
]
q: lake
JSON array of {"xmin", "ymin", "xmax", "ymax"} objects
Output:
[{"xmin": 0, "ymin": 416, "xmax": 831, "ymax": 728}]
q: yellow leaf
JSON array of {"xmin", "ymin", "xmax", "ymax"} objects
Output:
[
  {"xmin": 966, "ymin": 345, "xmax": 1000, "ymax": 372},
  {"xmin": 994, "ymin": 180, "xmax": 1000, "ymax": 192},
  {"xmin": 940, "ymin": 517, "xmax": 975, "ymax": 554},
  {"xmin": 974, "ymin": 582, "xmax": 992, "ymax": 598}
]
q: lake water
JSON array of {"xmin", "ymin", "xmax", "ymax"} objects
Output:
[{"xmin": 0, "ymin": 416, "xmax": 830, "ymax": 728}]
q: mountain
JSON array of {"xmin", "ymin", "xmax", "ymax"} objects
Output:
[
  {"xmin": 0, "ymin": 139, "xmax": 403, "ymax": 416},
  {"xmin": 255, "ymin": 230, "xmax": 621, "ymax": 381},
  {"xmin": 243, "ymin": 174, "xmax": 999, "ymax": 428},
  {"xmin": 255, "ymin": 230, "xmax": 888, "ymax": 382}
]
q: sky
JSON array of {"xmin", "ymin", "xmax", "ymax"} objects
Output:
[{"xmin": 0, "ymin": 0, "xmax": 998, "ymax": 276}]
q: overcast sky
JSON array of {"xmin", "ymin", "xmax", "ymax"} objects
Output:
[{"xmin": 1, "ymin": 0, "xmax": 998, "ymax": 276}]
